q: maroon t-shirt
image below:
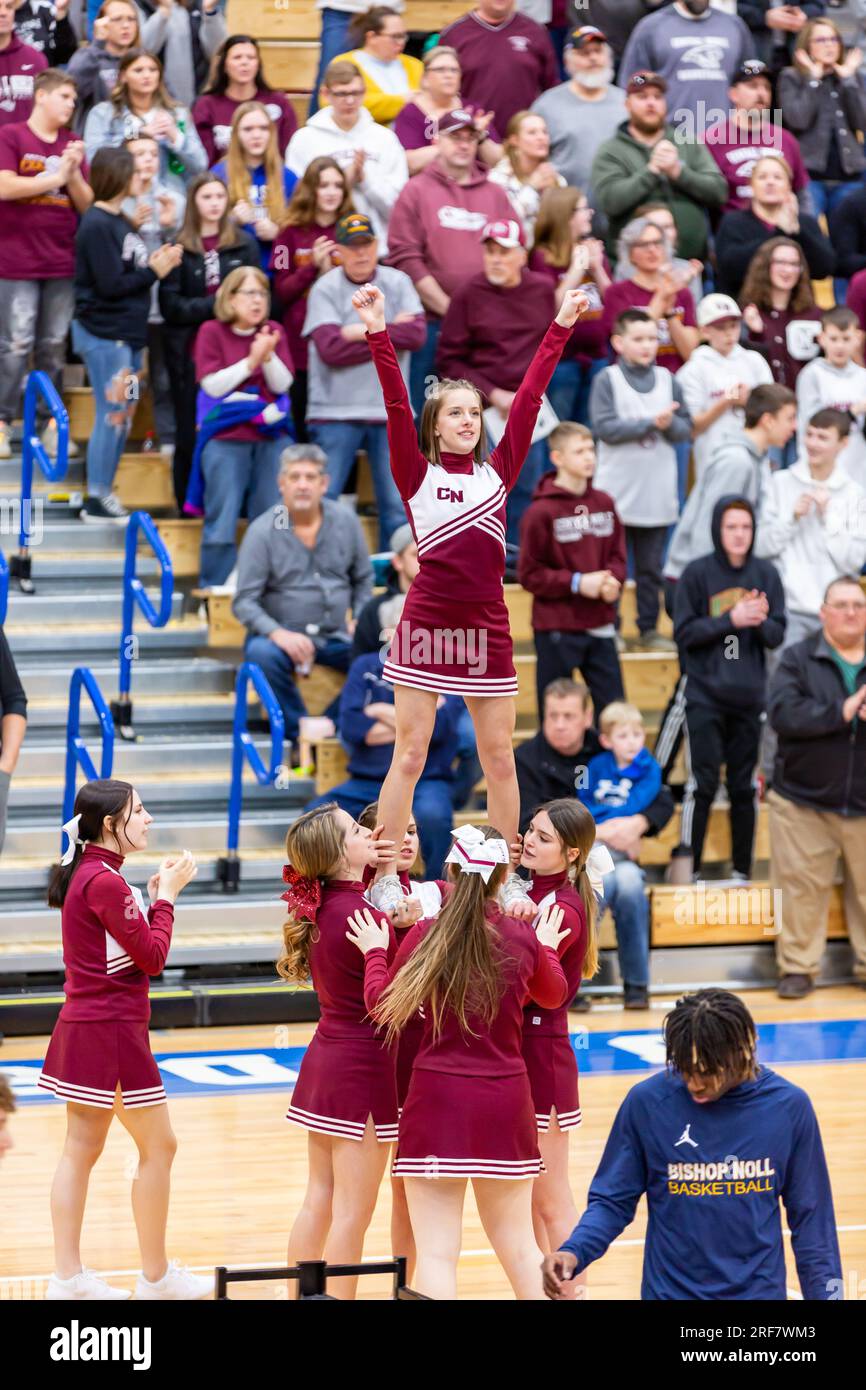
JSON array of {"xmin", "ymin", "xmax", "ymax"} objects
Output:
[
  {"xmin": 706, "ymin": 125, "xmax": 809, "ymax": 214},
  {"xmin": 529, "ymin": 249, "xmax": 611, "ymax": 366},
  {"xmin": 600, "ymin": 278, "xmax": 697, "ymax": 375},
  {"xmin": 194, "ymin": 316, "xmax": 294, "ymax": 442},
  {"xmin": 439, "ymin": 11, "xmax": 558, "ymax": 131},
  {"xmin": 0, "ymin": 122, "xmax": 87, "ymax": 279},
  {"xmin": 0, "ymin": 36, "xmax": 48, "ymax": 129},
  {"xmin": 192, "ymin": 89, "xmax": 297, "ymax": 165}
]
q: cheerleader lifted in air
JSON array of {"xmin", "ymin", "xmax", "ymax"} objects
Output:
[{"xmin": 351, "ymin": 279, "xmax": 590, "ymax": 915}]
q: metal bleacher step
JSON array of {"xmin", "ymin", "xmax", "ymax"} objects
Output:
[
  {"xmin": 9, "ymin": 768, "xmax": 295, "ymax": 813},
  {"xmin": 5, "ymin": 552, "xmax": 161, "ymax": 589},
  {"xmin": 18, "ymin": 659, "xmax": 235, "ymax": 699},
  {"xmin": 6, "ymin": 615, "xmax": 207, "ymax": 657},
  {"xmin": 15, "ymin": 736, "xmax": 235, "ymax": 778},
  {"xmin": 0, "ymin": 845, "xmax": 292, "ymax": 896},
  {"xmin": 23, "ymin": 691, "xmax": 239, "ymax": 732},
  {"xmin": 4, "ymin": 589, "xmax": 183, "ymax": 626},
  {"xmin": 2, "ymin": 812, "xmax": 294, "ymax": 860},
  {"xmin": 0, "ymin": 519, "xmax": 129, "ymax": 554}
]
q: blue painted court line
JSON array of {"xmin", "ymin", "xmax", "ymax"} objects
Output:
[{"xmin": 7, "ymin": 1017, "xmax": 866, "ymax": 1105}]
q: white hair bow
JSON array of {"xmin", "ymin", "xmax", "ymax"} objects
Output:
[
  {"xmin": 586, "ymin": 843, "xmax": 615, "ymax": 898},
  {"xmin": 444, "ymin": 823, "xmax": 510, "ymax": 884},
  {"xmin": 60, "ymin": 814, "xmax": 84, "ymax": 867}
]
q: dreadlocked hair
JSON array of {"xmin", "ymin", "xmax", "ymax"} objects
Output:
[
  {"xmin": 372, "ymin": 824, "xmax": 508, "ymax": 1045},
  {"xmin": 664, "ymin": 989, "xmax": 758, "ymax": 1081},
  {"xmin": 532, "ymin": 798, "xmax": 599, "ymax": 978},
  {"xmin": 276, "ymin": 803, "xmax": 345, "ymax": 985}
]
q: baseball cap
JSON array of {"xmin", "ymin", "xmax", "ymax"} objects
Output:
[
  {"xmin": 697, "ymin": 293, "xmax": 742, "ymax": 328},
  {"xmin": 389, "ymin": 523, "xmax": 414, "ymax": 554},
  {"xmin": 626, "ymin": 70, "xmax": 667, "ymax": 95},
  {"xmin": 480, "ymin": 218, "xmax": 526, "ymax": 249},
  {"xmin": 335, "ymin": 212, "xmax": 375, "ymax": 244},
  {"xmin": 566, "ymin": 24, "xmax": 607, "ymax": 49},
  {"xmin": 732, "ymin": 58, "xmax": 770, "ymax": 85},
  {"xmin": 436, "ymin": 108, "xmax": 479, "ymax": 136}
]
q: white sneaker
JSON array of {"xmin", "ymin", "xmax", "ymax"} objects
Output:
[
  {"xmin": 367, "ymin": 873, "xmax": 404, "ymax": 914},
  {"xmin": 46, "ymin": 1268, "xmax": 132, "ymax": 1301},
  {"xmin": 0, "ymin": 421, "xmax": 11, "ymax": 460},
  {"xmin": 135, "ymin": 1260, "xmax": 213, "ymax": 1300},
  {"xmin": 41, "ymin": 419, "xmax": 79, "ymax": 458},
  {"xmin": 499, "ymin": 871, "xmax": 534, "ymax": 914}
]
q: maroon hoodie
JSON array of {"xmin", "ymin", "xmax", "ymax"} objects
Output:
[
  {"xmin": 517, "ymin": 472, "xmax": 626, "ymax": 633},
  {"xmin": 436, "ymin": 268, "xmax": 555, "ymax": 398},
  {"xmin": 0, "ymin": 34, "xmax": 47, "ymax": 128}
]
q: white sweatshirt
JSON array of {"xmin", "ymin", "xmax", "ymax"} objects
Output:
[
  {"xmin": 754, "ymin": 458, "xmax": 866, "ymax": 617},
  {"xmin": 675, "ymin": 343, "xmax": 772, "ymax": 480},
  {"xmin": 795, "ymin": 357, "xmax": 866, "ymax": 492},
  {"xmin": 285, "ymin": 107, "xmax": 408, "ymax": 254}
]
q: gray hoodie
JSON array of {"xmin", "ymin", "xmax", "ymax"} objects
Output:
[{"xmin": 665, "ymin": 432, "xmax": 771, "ymax": 580}]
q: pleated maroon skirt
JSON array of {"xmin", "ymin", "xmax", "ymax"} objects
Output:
[
  {"xmin": 38, "ymin": 1018, "xmax": 166, "ymax": 1109},
  {"xmin": 521, "ymin": 1032, "xmax": 582, "ymax": 1132},
  {"xmin": 286, "ymin": 1031, "xmax": 398, "ymax": 1143},
  {"xmin": 392, "ymin": 1068, "xmax": 541, "ymax": 1179}
]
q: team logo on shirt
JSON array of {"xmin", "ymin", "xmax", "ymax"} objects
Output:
[
  {"xmin": 553, "ymin": 507, "xmax": 615, "ymax": 543},
  {"xmin": 671, "ymin": 35, "xmax": 730, "ymax": 77},
  {"xmin": 674, "ymin": 1124, "xmax": 699, "ymax": 1148},
  {"xmin": 121, "ymin": 232, "xmax": 150, "ymax": 269},
  {"xmin": 508, "ymin": 35, "xmax": 531, "ymax": 53},
  {"xmin": 214, "ymin": 124, "xmax": 232, "ymax": 150},
  {"xmin": 265, "ymin": 103, "xmax": 282, "ymax": 122},
  {"xmin": 667, "ymin": 1156, "xmax": 776, "ymax": 1197},
  {"xmin": 437, "ymin": 206, "xmax": 488, "ymax": 232}
]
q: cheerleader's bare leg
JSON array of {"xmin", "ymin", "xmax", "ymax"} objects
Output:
[
  {"xmin": 390, "ymin": 1171, "xmax": 416, "ymax": 1282},
  {"xmin": 114, "ymin": 1090, "xmax": 177, "ymax": 1283},
  {"xmin": 50, "ymin": 1101, "xmax": 115, "ymax": 1279},
  {"xmin": 402, "ymin": 1176, "xmax": 467, "ymax": 1300},
  {"xmin": 534, "ymin": 1117, "xmax": 585, "ymax": 1299},
  {"xmin": 287, "ymin": 1130, "xmax": 334, "ymax": 1266},
  {"xmin": 373, "ymin": 686, "xmax": 439, "ymax": 886},
  {"xmin": 321, "ymin": 1116, "xmax": 389, "ymax": 1300},
  {"xmin": 472, "ymin": 1177, "xmax": 546, "ymax": 1301},
  {"xmin": 464, "ymin": 695, "xmax": 519, "ymax": 845}
]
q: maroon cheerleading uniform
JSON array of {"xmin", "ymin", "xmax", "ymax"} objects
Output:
[
  {"xmin": 37, "ymin": 845, "xmax": 173, "ymax": 1110},
  {"xmin": 392, "ymin": 871, "xmax": 448, "ymax": 1110},
  {"xmin": 363, "ymin": 904, "xmax": 568, "ymax": 1179},
  {"xmin": 522, "ymin": 872, "xmax": 587, "ymax": 1132},
  {"xmin": 286, "ymin": 880, "xmax": 399, "ymax": 1143},
  {"xmin": 367, "ymin": 320, "xmax": 571, "ymax": 698}
]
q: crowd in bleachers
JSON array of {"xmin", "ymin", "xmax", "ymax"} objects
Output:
[{"xmin": 1, "ymin": 0, "xmax": 866, "ymax": 999}]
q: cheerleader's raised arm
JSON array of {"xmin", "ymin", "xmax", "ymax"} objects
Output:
[{"xmin": 352, "ymin": 284, "xmax": 428, "ymax": 501}]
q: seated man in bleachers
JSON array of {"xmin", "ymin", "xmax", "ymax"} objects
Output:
[
  {"xmin": 304, "ymin": 647, "xmax": 462, "ymax": 878},
  {"xmin": 515, "ymin": 677, "xmax": 674, "ymax": 1009},
  {"xmin": 233, "ymin": 442, "xmax": 373, "ymax": 747}
]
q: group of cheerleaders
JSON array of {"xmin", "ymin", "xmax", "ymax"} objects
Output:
[{"xmin": 36, "ymin": 284, "xmax": 599, "ymax": 1300}]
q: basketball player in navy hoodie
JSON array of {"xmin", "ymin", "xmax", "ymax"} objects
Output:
[{"xmin": 543, "ymin": 989, "xmax": 842, "ymax": 1301}]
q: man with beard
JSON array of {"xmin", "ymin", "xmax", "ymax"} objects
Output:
[
  {"xmin": 530, "ymin": 24, "xmax": 626, "ymax": 195},
  {"xmin": 591, "ymin": 70, "xmax": 726, "ymax": 262},
  {"xmin": 619, "ymin": 0, "xmax": 755, "ymax": 126}
]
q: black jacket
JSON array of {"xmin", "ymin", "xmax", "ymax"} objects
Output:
[
  {"xmin": 828, "ymin": 184, "xmax": 866, "ymax": 280},
  {"xmin": 136, "ymin": 0, "xmax": 212, "ymax": 94},
  {"xmin": 0, "ymin": 629, "xmax": 26, "ymax": 722},
  {"xmin": 715, "ymin": 207, "xmax": 835, "ymax": 300},
  {"xmin": 158, "ymin": 232, "xmax": 259, "ymax": 335},
  {"xmin": 74, "ymin": 208, "xmax": 156, "ymax": 350},
  {"xmin": 674, "ymin": 494, "xmax": 786, "ymax": 713},
  {"xmin": 738, "ymin": 0, "xmax": 827, "ymax": 68},
  {"xmin": 13, "ymin": 0, "xmax": 77, "ymax": 63},
  {"xmin": 515, "ymin": 727, "xmax": 674, "ymax": 837},
  {"xmin": 769, "ymin": 632, "xmax": 866, "ymax": 816}
]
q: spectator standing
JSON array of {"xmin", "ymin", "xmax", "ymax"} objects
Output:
[
  {"xmin": 271, "ymin": 156, "xmax": 353, "ymax": 442},
  {"xmin": 590, "ymin": 308, "xmax": 691, "ymax": 649},
  {"xmin": 193, "ymin": 34, "xmax": 297, "ymax": 166},
  {"xmin": 158, "ymin": 171, "xmax": 258, "ymax": 509},
  {"xmin": 529, "ymin": 187, "xmax": 611, "ymax": 425},
  {"xmin": 530, "ymin": 23, "xmax": 626, "ymax": 196},
  {"xmin": 83, "ymin": 49, "xmax": 207, "ymax": 196},
  {"xmin": 192, "ymin": 264, "xmax": 293, "ymax": 584},
  {"xmin": 795, "ymin": 306, "xmax": 866, "ymax": 486},
  {"xmin": 392, "ymin": 45, "xmax": 501, "ymax": 176},
  {"xmin": 601, "ymin": 215, "xmax": 700, "ymax": 376},
  {"xmin": 334, "ymin": 6, "xmax": 422, "ymax": 126},
  {"xmin": 14, "ymin": 0, "xmax": 77, "ymax": 65},
  {"xmin": 739, "ymin": 1, "xmax": 819, "ymax": 73},
  {"xmin": 285, "ymin": 59, "xmax": 407, "ymax": 255},
  {"xmin": 778, "ymin": 17, "xmax": 866, "ymax": 220},
  {"xmin": 707, "ymin": 58, "xmax": 811, "ymax": 214},
  {"xmin": 73, "ymin": 145, "xmax": 182, "ymax": 522},
  {"xmin": 675, "ymin": 293, "xmax": 772, "ymax": 481},
  {"xmin": 233, "ymin": 442, "xmax": 372, "ymax": 744},
  {"xmin": 0, "ymin": 0, "xmax": 47, "ymax": 128},
  {"xmin": 674, "ymin": 496, "xmax": 785, "ymax": 880},
  {"xmin": 384, "ymin": 106, "xmax": 514, "ymax": 412},
  {"xmin": 67, "ymin": 0, "xmax": 139, "ymax": 126},
  {"xmin": 619, "ymin": 0, "xmax": 754, "ymax": 124},
  {"xmin": 767, "ymin": 576, "xmax": 866, "ymax": 997},
  {"xmin": 0, "ymin": 626, "xmax": 26, "ymax": 855},
  {"xmin": 307, "ymin": 0, "xmax": 406, "ymax": 119},
  {"xmin": 830, "ymin": 183, "xmax": 866, "ymax": 282},
  {"xmin": 136, "ymin": 0, "xmax": 227, "ymax": 111},
  {"xmin": 440, "ymin": 0, "xmax": 559, "ymax": 132},
  {"xmin": 487, "ymin": 109, "xmax": 564, "ymax": 246},
  {"xmin": 211, "ymin": 101, "xmax": 296, "ymax": 272},
  {"xmin": 303, "ymin": 210, "xmax": 423, "ymax": 548},
  {"xmin": 592, "ymin": 71, "xmax": 726, "ymax": 265},
  {"xmin": 715, "ymin": 156, "xmax": 835, "ymax": 301},
  {"xmin": 436, "ymin": 217, "xmax": 556, "ymax": 544},
  {"xmin": 0, "ymin": 69, "xmax": 91, "ymax": 463},
  {"xmin": 518, "ymin": 420, "xmax": 626, "ymax": 718}
]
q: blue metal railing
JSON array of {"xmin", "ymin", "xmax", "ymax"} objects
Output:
[
  {"xmin": 13, "ymin": 372, "xmax": 69, "ymax": 594},
  {"xmin": 114, "ymin": 511, "xmax": 174, "ymax": 734},
  {"xmin": 219, "ymin": 662, "xmax": 285, "ymax": 892},
  {"xmin": 0, "ymin": 550, "xmax": 8, "ymax": 626},
  {"xmin": 62, "ymin": 668, "xmax": 115, "ymax": 860}
]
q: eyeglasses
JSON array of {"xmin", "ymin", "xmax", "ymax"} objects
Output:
[
  {"xmin": 329, "ymin": 88, "xmax": 365, "ymax": 100},
  {"xmin": 633, "ymin": 236, "xmax": 665, "ymax": 249},
  {"xmin": 383, "ymin": 30, "xmax": 408, "ymax": 40}
]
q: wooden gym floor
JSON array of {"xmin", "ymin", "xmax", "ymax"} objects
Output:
[{"xmin": 2, "ymin": 988, "xmax": 865, "ymax": 1301}]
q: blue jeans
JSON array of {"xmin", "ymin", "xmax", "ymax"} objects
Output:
[
  {"xmin": 308, "ymin": 8, "xmax": 354, "ymax": 117},
  {"xmin": 601, "ymin": 854, "xmax": 650, "ymax": 988},
  {"xmin": 810, "ymin": 178, "xmax": 859, "ymax": 220},
  {"xmin": 506, "ymin": 437, "xmax": 550, "ymax": 547},
  {"xmin": 310, "ymin": 420, "xmax": 406, "ymax": 550},
  {"xmin": 71, "ymin": 320, "xmax": 143, "ymax": 498},
  {"xmin": 305, "ymin": 775, "xmax": 454, "ymax": 877},
  {"xmin": 450, "ymin": 702, "xmax": 481, "ymax": 810},
  {"xmin": 409, "ymin": 316, "xmax": 441, "ymax": 416},
  {"xmin": 244, "ymin": 632, "xmax": 353, "ymax": 741},
  {"xmin": 199, "ymin": 435, "xmax": 284, "ymax": 586},
  {"xmin": 546, "ymin": 357, "xmax": 608, "ymax": 427}
]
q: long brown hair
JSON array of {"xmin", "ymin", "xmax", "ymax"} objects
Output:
[
  {"xmin": 283, "ymin": 155, "xmax": 354, "ymax": 228},
  {"xmin": 276, "ymin": 804, "xmax": 346, "ymax": 984},
  {"xmin": 47, "ymin": 780, "xmax": 135, "ymax": 909},
  {"xmin": 111, "ymin": 49, "xmax": 176, "ymax": 115},
  {"xmin": 738, "ymin": 236, "xmax": 815, "ymax": 315},
  {"xmin": 531, "ymin": 798, "xmax": 599, "ymax": 979},
  {"xmin": 419, "ymin": 378, "xmax": 487, "ymax": 465},
  {"xmin": 203, "ymin": 34, "xmax": 271, "ymax": 97},
  {"xmin": 225, "ymin": 100, "xmax": 289, "ymax": 225},
  {"xmin": 372, "ymin": 825, "xmax": 508, "ymax": 1044},
  {"xmin": 533, "ymin": 186, "xmax": 581, "ymax": 270},
  {"xmin": 176, "ymin": 171, "xmax": 243, "ymax": 254}
]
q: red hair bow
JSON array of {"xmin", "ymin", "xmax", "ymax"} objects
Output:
[{"xmin": 281, "ymin": 863, "xmax": 322, "ymax": 921}]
